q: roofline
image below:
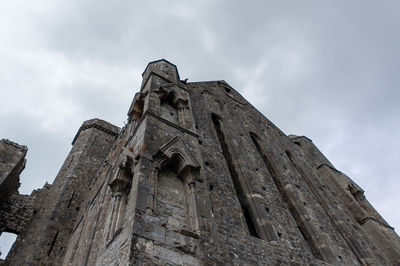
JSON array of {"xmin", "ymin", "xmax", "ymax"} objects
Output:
[{"xmin": 141, "ymin": 59, "xmax": 180, "ymax": 80}]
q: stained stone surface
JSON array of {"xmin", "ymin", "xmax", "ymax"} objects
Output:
[{"xmin": 1, "ymin": 60, "xmax": 400, "ymax": 265}]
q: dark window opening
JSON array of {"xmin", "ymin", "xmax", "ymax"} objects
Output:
[
  {"xmin": 212, "ymin": 114, "xmax": 260, "ymax": 238},
  {"xmin": 242, "ymin": 204, "xmax": 258, "ymax": 237},
  {"xmin": 67, "ymin": 155, "xmax": 74, "ymax": 168},
  {"xmin": 298, "ymin": 226, "xmax": 308, "ymax": 240},
  {"xmin": 160, "ymin": 91, "xmax": 175, "ymax": 107},
  {"xmin": 47, "ymin": 231, "xmax": 59, "ymax": 256},
  {"xmin": 67, "ymin": 191, "xmax": 75, "ymax": 208}
]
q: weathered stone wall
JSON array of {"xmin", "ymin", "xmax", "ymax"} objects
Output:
[
  {"xmin": 0, "ymin": 140, "xmax": 28, "ymax": 264},
  {"xmin": 1, "ymin": 60, "xmax": 399, "ymax": 265},
  {"xmin": 60, "ymin": 60, "xmax": 400, "ymax": 265},
  {"xmin": 1, "ymin": 193, "xmax": 35, "ymax": 235},
  {"xmin": 0, "ymin": 139, "xmax": 27, "ymax": 202},
  {"xmin": 293, "ymin": 136, "xmax": 400, "ymax": 264},
  {"xmin": 4, "ymin": 119, "xmax": 119, "ymax": 266}
]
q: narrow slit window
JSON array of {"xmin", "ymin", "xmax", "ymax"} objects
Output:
[
  {"xmin": 48, "ymin": 231, "xmax": 59, "ymax": 256},
  {"xmin": 212, "ymin": 114, "xmax": 260, "ymax": 238}
]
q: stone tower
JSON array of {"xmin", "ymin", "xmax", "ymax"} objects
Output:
[{"xmin": 1, "ymin": 59, "xmax": 400, "ymax": 265}]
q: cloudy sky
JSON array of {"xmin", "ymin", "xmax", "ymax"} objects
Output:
[{"xmin": 1, "ymin": 0, "xmax": 399, "ymax": 256}]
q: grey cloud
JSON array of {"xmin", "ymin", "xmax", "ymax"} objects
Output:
[{"xmin": 0, "ymin": 0, "xmax": 399, "ymax": 250}]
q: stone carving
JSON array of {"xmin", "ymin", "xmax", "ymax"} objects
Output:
[
  {"xmin": 108, "ymin": 155, "xmax": 134, "ymax": 239},
  {"xmin": 153, "ymin": 136, "xmax": 200, "ymax": 235}
]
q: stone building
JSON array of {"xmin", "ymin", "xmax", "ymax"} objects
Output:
[{"xmin": 1, "ymin": 59, "xmax": 400, "ymax": 265}]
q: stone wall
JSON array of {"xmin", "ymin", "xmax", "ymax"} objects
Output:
[
  {"xmin": 3, "ymin": 119, "xmax": 119, "ymax": 265},
  {"xmin": 0, "ymin": 139, "xmax": 27, "ymax": 202},
  {"xmin": 1, "ymin": 60, "xmax": 399, "ymax": 265}
]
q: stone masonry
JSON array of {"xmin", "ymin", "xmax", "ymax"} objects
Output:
[{"xmin": 1, "ymin": 59, "xmax": 400, "ymax": 265}]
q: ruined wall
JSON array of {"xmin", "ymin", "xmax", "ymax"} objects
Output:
[
  {"xmin": 4, "ymin": 119, "xmax": 119, "ymax": 266},
  {"xmin": 0, "ymin": 140, "xmax": 27, "ymax": 203},
  {"xmin": 292, "ymin": 135, "xmax": 400, "ymax": 263},
  {"xmin": 1, "ymin": 60, "xmax": 399, "ymax": 265},
  {"xmin": 60, "ymin": 60, "xmax": 399, "ymax": 265},
  {"xmin": 126, "ymin": 60, "xmax": 399, "ymax": 265}
]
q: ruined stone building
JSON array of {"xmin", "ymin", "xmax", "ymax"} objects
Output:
[{"xmin": 1, "ymin": 59, "xmax": 400, "ymax": 265}]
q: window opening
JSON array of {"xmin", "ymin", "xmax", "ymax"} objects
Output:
[{"xmin": 47, "ymin": 231, "xmax": 59, "ymax": 256}]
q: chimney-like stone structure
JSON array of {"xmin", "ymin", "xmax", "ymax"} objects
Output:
[{"xmin": 1, "ymin": 60, "xmax": 399, "ymax": 265}]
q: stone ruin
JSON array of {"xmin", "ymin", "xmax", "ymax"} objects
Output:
[{"xmin": 1, "ymin": 59, "xmax": 400, "ymax": 265}]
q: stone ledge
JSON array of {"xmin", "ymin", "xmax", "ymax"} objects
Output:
[
  {"xmin": 316, "ymin": 163, "xmax": 341, "ymax": 174},
  {"xmin": 288, "ymin": 135, "xmax": 313, "ymax": 142},
  {"xmin": 359, "ymin": 216, "xmax": 395, "ymax": 230}
]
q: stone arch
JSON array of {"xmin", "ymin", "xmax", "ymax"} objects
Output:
[
  {"xmin": 155, "ymin": 137, "xmax": 199, "ymax": 176},
  {"xmin": 157, "ymin": 86, "xmax": 189, "ymax": 127},
  {"xmin": 158, "ymin": 85, "xmax": 188, "ymax": 108},
  {"xmin": 160, "ymin": 90, "xmax": 176, "ymax": 107},
  {"xmin": 153, "ymin": 136, "xmax": 200, "ymax": 234}
]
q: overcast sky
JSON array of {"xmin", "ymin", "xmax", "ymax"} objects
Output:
[{"xmin": 1, "ymin": 0, "xmax": 399, "ymax": 256}]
